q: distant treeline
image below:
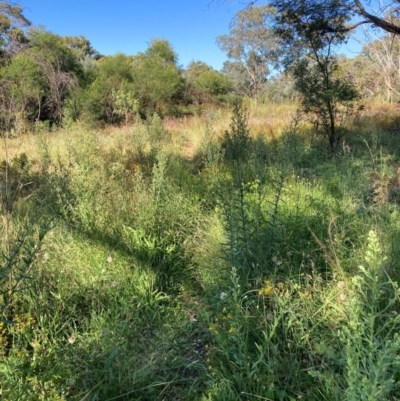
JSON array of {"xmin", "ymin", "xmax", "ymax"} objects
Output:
[{"xmin": 0, "ymin": 2, "xmax": 397, "ymax": 134}]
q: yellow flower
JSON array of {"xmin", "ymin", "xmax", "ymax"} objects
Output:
[
  {"xmin": 258, "ymin": 280, "xmax": 274, "ymax": 296},
  {"xmin": 298, "ymin": 290, "xmax": 312, "ymax": 301}
]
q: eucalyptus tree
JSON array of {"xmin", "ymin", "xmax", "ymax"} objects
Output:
[
  {"xmin": 217, "ymin": 0, "xmax": 400, "ymax": 36},
  {"xmin": 0, "ymin": 2, "xmax": 30, "ymax": 61},
  {"xmin": 341, "ymin": 0, "xmax": 400, "ymax": 35},
  {"xmin": 352, "ymin": 11, "xmax": 400, "ymax": 103},
  {"xmin": 221, "ymin": 60, "xmax": 254, "ymax": 97},
  {"xmin": 217, "ymin": 4, "xmax": 281, "ymax": 98},
  {"xmin": 362, "ymin": 37, "xmax": 400, "ymax": 103},
  {"xmin": 338, "ymin": 54, "xmax": 380, "ymax": 99}
]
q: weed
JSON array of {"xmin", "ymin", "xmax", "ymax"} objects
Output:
[{"xmin": 2, "ymin": 100, "xmax": 400, "ymax": 400}]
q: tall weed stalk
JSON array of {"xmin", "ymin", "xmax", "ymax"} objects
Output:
[
  {"xmin": 218, "ymin": 100, "xmax": 284, "ymax": 282},
  {"xmin": 343, "ymin": 230, "xmax": 400, "ymax": 400}
]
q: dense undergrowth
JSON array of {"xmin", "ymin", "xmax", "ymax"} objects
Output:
[{"xmin": 2, "ymin": 101, "xmax": 400, "ymax": 400}]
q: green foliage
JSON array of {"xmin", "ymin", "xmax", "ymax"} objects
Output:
[
  {"xmin": 0, "ymin": 27, "xmax": 84, "ymax": 132},
  {"xmin": 111, "ymin": 88, "xmax": 139, "ymax": 126},
  {"xmin": 185, "ymin": 61, "xmax": 232, "ymax": 104},
  {"xmin": 145, "ymin": 38, "xmax": 178, "ymax": 64},
  {"xmin": 343, "ymin": 230, "xmax": 400, "ymax": 400},
  {"xmin": 5, "ymin": 6, "xmax": 400, "ymax": 399},
  {"xmin": 272, "ymin": 0, "xmax": 350, "ymax": 55},
  {"xmin": 273, "ymin": 0, "xmax": 360, "ymax": 154},
  {"xmin": 217, "ymin": 4, "xmax": 281, "ymax": 98},
  {"xmin": 62, "ymin": 34, "xmax": 102, "ymax": 61},
  {"xmin": 0, "ymin": 148, "xmax": 56, "ymax": 381},
  {"xmin": 0, "ymin": 27, "xmax": 102, "ymax": 131},
  {"xmin": 340, "ymin": 55, "xmax": 377, "ymax": 99},
  {"xmin": 0, "ymin": 53, "xmax": 45, "ymax": 133},
  {"xmin": 4, "ymin": 89, "xmax": 400, "ymax": 400},
  {"xmin": 195, "ymin": 69, "xmax": 232, "ymax": 99},
  {"xmin": 216, "ymin": 101, "xmax": 284, "ymax": 283},
  {"xmin": 0, "ymin": 210, "xmax": 56, "ymax": 317},
  {"xmin": 27, "ymin": 28, "xmax": 81, "ymax": 72},
  {"xmin": 25, "ymin": 28, "xmax": 82, "ymax": 125},
  {"xmin": 222, "ymin": 60, "xmax": 253, "ymax": 98},
  {"xmin": 83, "ymin": 53, "xmax": 135, "ymax": 124},
  {"xmin": 270, "ymin": 0, "xmax": 400, "ymax": 38},
  {"xmin": 83, "ymin": 41, "xmax": 185, "ymax": 123},
  {"xmin": 258, "ymin": 71, "xmax": 297, "ymax": 103},
  {"xmin": 292, "ymin": 57, "xmax": 361, "ymax": 153},
  {"xmin": 132, "ymin": 40, "xmax": 184, "ymax": 116},
  {"xmin": 0, "ymin": 2, "xmax": 30, "ymax": 61}
]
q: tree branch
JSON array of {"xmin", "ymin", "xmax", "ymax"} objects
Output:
[{"xmin": 346, "ymin": 0, "xmax": 400, "ymax": 35}]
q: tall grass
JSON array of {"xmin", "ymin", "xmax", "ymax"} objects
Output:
[{"xmin": 1, "ymin": 101, "xmax": 400, "ymax": 400}]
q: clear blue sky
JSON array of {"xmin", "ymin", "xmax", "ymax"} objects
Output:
[{"xmin": 19, "ymin": 0, "xmax": 362, "ymax": 70}]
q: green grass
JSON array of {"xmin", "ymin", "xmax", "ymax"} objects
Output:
[{"xmin": 1, "ymin": 102, "xmax": 400, "ymax": 400}]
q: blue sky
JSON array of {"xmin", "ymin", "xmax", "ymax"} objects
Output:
[{"xmin": 19, "ymin": 0, "xmax": 362, "ymax": 70}]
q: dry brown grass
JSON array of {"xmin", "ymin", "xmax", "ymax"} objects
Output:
[
  {"xmin": 4, "ymin": 100, "xmax": 399, "ymax": 165},
  {"xmin": 245, "ymin": 101, "xmax": 297, "ymax": 136},
  {"xmin": 163, "ymin": 102, "xmax": 298, "ymax": 159},
  {"xmin": 0, "ymin": 101, "xmax": 320, "ymax": 163},
  {"xmin": 359, "ymin": 101, "xmax": 400, "ymax": 132},
  {"xmin": 1, "ymin": 133, "xmax": 38, "ymax": 161}
]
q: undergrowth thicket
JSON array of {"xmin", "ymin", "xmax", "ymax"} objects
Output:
[{"xmin": 2, "ymin": 101, "xmax": 400, "ymax": 400}]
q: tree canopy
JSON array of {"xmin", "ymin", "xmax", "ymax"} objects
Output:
[
  {"xmin": 217, "ymin": 4, "xmax": 281, "ymax": 97},
  {"xmin": 3, "ymin": 0, "xmax": 400, "ymax": 135},
  {"xmin": 231, "ymin": 0, "xmax": 400, "ymax": 37},
  {"xmin": 144, "ymin": 38, "xmax": 178, "ymax": 64},
  {"xmin": 62, "ymin": 35, "xmax": 102, "ymax": 61},
  {"xmin": 184, "ymin": 61, "xmax": 232, "ymax": 103},
  {"xmin": 0, "ymin": 2, "xmax": 30, "ymax": 61}
]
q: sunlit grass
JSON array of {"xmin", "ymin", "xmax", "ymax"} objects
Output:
[{"xmin": 2, "ymin": 100, "xmax": 400, "ymax": 400}]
